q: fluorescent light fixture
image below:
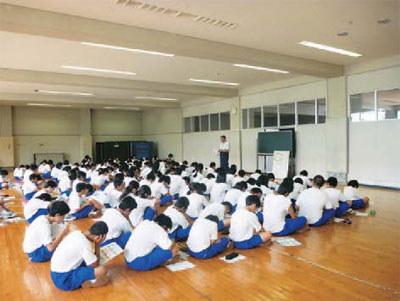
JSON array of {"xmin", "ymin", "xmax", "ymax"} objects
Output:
[
  {"xmin": 104, "ymin": 106, "xmax": 140, "ymax": 110},
  {"xmin": 35, "ymin": 89, "xmax": 94, "ymax": 96},
  {"xmin": 233, "ymin": 64, "xmax": 289, "ymax": 74},
  {"xmin": 81, "ymin": 42, "xmax": 175, "ymax": 57},
  {"xmin": 62, "ymin": 65, "xmax": 137, "ymax": 76},
  {"xmin": 135, "ymin": 96, "xmax": 178, "ymax": 101},
  {"xmin": 27, "ymin": 103, "xmax": 71, "ymax": 107},
  {"xmin": 189, "ymin": 78, "xmax": 239, "ymax": 86},
  {"xmin": 299, "ymin": 41, "xmax": 362, "ymax": 57}
]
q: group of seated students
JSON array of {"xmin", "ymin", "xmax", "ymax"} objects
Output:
[{"xmin": 2, "ymin": 155, "xmax": 370, "ymax": 291}]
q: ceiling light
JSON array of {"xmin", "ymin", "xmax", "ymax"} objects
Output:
[
  {"xmin": 35, "ymin": 89, "xmax": 94, "ymax": 96},
  {"xmin": 233, "ymin": 64, "xmax": 289, "ymax": 74},
  {"xmin": 135, "ymin": 96, "xmax": 178, "ymax": 101},
  {"xmin": 104, "ymin": 106, "xmax": 140, "ymax": 110},
  {"xmin": 27, "ymin": 103, "xmax": 71, "ymax": 107},
  {"xmin": 61, "ymin": 66, "xmax": 137, "ymax": 76},
  {"xmin": 81, "ymin": 42, "xmax": 175, "ymax": 57},
  {"xmin": 189, "ymin": 78, "xmax": 239, "ymax": 86},
  {"xmin": 299, "ymin": 41, "xmax": 362, "ymax": 57}
]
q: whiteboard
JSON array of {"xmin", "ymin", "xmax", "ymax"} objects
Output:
[{"xmin": 272, "ymin": 151, "xmax": 290, "ymax": 179}]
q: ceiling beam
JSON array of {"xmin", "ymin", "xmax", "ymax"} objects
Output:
[{"xmin": 0, "ymin": 3, "xmax": 344, "ymax": 78}]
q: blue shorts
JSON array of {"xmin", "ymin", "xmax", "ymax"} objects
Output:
[
  {"xmin": 290, "ymin": 199, "xmax": 297, "ymax": 212},
  {"xmin": 24, "ymin": 191, "xmax": 36, "ymax": 201},
  {"xmin": 256, "ymin": 212, "xmax": 264, "ymax": 224},
  {"xmin": 27, "ymin": 245, "xmax": 53, "ymax": 262},
  {"xmin": 233, "ymin": 234, "xmax": 263, "ymax": 249},
  {"xmin": 351, "ymin": 199, "xmax": 365, "ymax": 209},
  {"xmin": 43, "ymin": 172, "xmax": 51, "ymax": 179},
  {"xmin": 218, "ymin": 220, "xmax": 225, "ymax": 231},
  {"xmin": 101, "ymin": 232, "xmax": 132, "ymax": 249},
  {"xmin": 160, "ymin": 195, "xmax": 173, "ymax": 206},
  {"xmin": 189, "ymin": 238, "xmax": 229, "ymax": 259},
  {"xmin": 104, "ymin": 203, "xmax": 112, "ymax": 209},
  {"xmin": 100, "ymin": 184, "xmax": 107, "ymax": 191},
  {"xmin": 188, "ymin": 216, "xmax": 198, "ymax": 221},
  {"xmin": 273, "ymin": 217, "xmax": 307, "ymax": 236},
  {"xmin": 51, "ymin": 263, "xmax": 95, "ymax": 291},
  {"xmin": 60, "ymin": 190, "xmax": 71, "ymax": 197},
  {"xmin": 231, "ymin": 204, "xmax": 237, "ymax": 213},
  {"xmin": 15, "ymin": 177, "xmax": 22, "ymax": 182},
  {"xmin": 126, "ymin": 247, "xmax": 173, "ymax": 271},
  {"xmin": 310, "ymin": 209, "xmax": 335, "ymax": 227},
  {"xmin": 335, "ymin": 202, "xmax": 350, "ymax": 217},
  {"xmin": 72, "ymin": 205, "xmax": 93, "ymax": 219},
  {"xmin": 168, "ymin": 226, "xmax": 191, "ymax": 242},
  {"xmin": 27, "ymin": 208, "xmax": 49, "ymax": 224},
  {"xmin": 143, "ymin": 207, "xmax": 156, "ymax": 221}
]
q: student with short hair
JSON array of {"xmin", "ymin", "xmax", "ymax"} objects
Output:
[
  {"xmin": 324, "ymin": 177, "xmax": 352, "ymax": 217},
  {"xmin": 229, "ymin": 195, "xmax": 272, "ymax": 249},
  {"xmin": 296, "ymin": 175, "xmax": 334, "ymax": 227},
  {"xmin": 24, "ymin": 193, "xmax": 52, "ymax": 224},
  {"xmin": 237, "ymin": 187, "xmax": 264, "ymax": 223},
  {"xmin": 23, "ymin": 201, "xmax": 70, "ymax": 262},
  {"xmin": 107, "ymin": 177, "xmax": 125, "ymax": 208},
  {"xmin": 23, "ymin": 174, "xmax": 42, "ymax": 201},
  {"xmin": 296, "ymin": 170, "xmax": 312, "ymax": 189},
  {"xmin": 129, "ymin": 185, "xmax": 159, "ymax": 227},
  {"xmin": 58, "ymin": 167, "xmax": 72, "ymax": 197},
  {"xmin": 152, "ymin": 175, "xmax": 172, "ymax": 206},
  {"xmin": 343, "ymin": 180, "xmax": 370, "ymax": 209},
  {"xmin": 200, "ymin": 173, "xmax": 215, "ymax": 197},
  {"xmin": 199, "ymin": 201, "xmax": 232, "ymax": 230},
  {"xmin": 250, "ymin": 169, "xmax": 262, "ymax": 180},
  {"xmin": 50, "ymin": 221, "xmax": 110, "ymax": 290},
  {"xmin": 288, "ymin": 177, "xmax": 304, "ymax": 211},
  {"xmin": 51, "ymin": 162, "xmax": 63, "ymax": 183},
  {"xmin": 232, "ymin": 169, "xmax": 246, "ymax": 186},
  {"xmin": 263, "ymin": 182, "xmax": 308, "ymax": 236},
  {"xmin": 13, "ymin": 165, "xmax": 26, "ymax": 182},
  {"xmin": 33, "ymin": 180, "xmax": 57, "ymax": 199},
  {"xmin": 187, "ymin": 215, "xmax": 230, "ymax": 259},
  {"xmin": 223, "ymin": 181, "xmax": 247, "ymax": 212},
  {"xmin": 69, "ymin": 183, "xmax": 103, "ymax": 219},
  {"xmin": 210, "ymin": 172, "xmax": 228, "ymax": 203},
  {"xmin": 186, "ymin": 183, "xmax": 209, "ymax": 219},
  {"xmin": 124, "ymin": 214, "xmax": 179, "ymax": 271},
  {"xmin": 164, "ymin": 197, "xmax": 193, "ymax": 241},
  {"xmin": 100, "ymin": 196, "xmax": 137, "ymax": 248}
]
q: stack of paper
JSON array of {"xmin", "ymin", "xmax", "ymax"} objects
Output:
[
  {"xmin": 100, "ymin": 242, "xmax": 123, "ymax": 265},
  {"xmin": 272, "ymin": 237, "xmax": 302, "ymax": 247},
  {"xmin": 166, "ymin": 261, "xmax": 195, "ymax": 272}
]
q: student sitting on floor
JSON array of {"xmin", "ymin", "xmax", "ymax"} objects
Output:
[
  {"xmin": 0, "ymin": 170, "xmax": 10, "ymax": 189},
  {"xmin": 200, "ymin": 173, "xmax": 215, "ymax": 197},
  {"xmin": 151, "ymin": 175, "xmax": 172, "ymax": 206},
  {"xmin": 223, "ymin": 181, "xmax": 247, "ymax": 212},
  {"xmin": 51, "ymin": 162, "xmax": 63, "ymax": 183},
  {"xmin": 263, "ymin": 182, "xmax": 308, "ymax": 236},
  {"xmin": 295, "ymin": 170, "xmax": 312, "ymax": 189},
  {"xmin": 69, "ymin": 183, "xmax": 103, "ymax": 219},
  {"xmin": 129, "ymin": 185, "xmax": 159, "ymax": 227},
  {"xmin": 267, "ymin": 173, "xmax": 279, "ymax": 191},
  {"xmin": 232, "ymin": 169, "xmax": 246, "ymax": 186},
  {"xmin": 100, "ymin": 196, "xmax": 136, "ymax": 248},
  {"xmin": 164, "ymin": 196, "xmax": 193, "ymax": 241},
  {"xmin": 343, "ymin": 180, "xmax": 370, "ymax": 209},
  {"xmin": 229, "ymin": 195, "xmax": 272, "ymax": 249},
  {"xmin": 50, "ymin": 221, "xmax": 110, "ymax": 291},
  {"xmin": 33, "ymin": 180, "xmax": 57, "ymax": 199},
  {"xmin": 186, "ymin": 183, "xmax": 209, "ymax": 220},
  {"xmin": 13, "ymin": 165, "xmax": 26, "ymax": 182},
  {"xmin": 179, "ymin": 176, "xmax": 190, "ymax": 196},
  {"xmin": 24, "ymin": 193, "xmax": 52, "ymax": 224},
  {"xmin": 237, "ymin": 187, "xmax": 264, "ymax": 223},
  {"xmin": 296, "ymin": 175, "xmax": 334, "ymax": 227},
  {"xmin": 58, "ymin": 167, "xmax": 72, "ymax": 197},
  {"xmin": 210, "ymin": 172, "xmax": 229, "ymax": 203},
  {"xmin": 324, "ymin": 177, "xmax": 352, "ymax": 217},
  {"xmin": 288, "ymin": 177, "xmax": 304, "ymax": 211},
  {"xmin": 23, "ymin": 201, "xmax": 70, "ymax": 262},
  {"xmin": 198, "ymin": 201, "xmax": 232, "ymax": 230},
  {"xmin": 250, "ymin": 169, "xmax": 262, "ymax": 180},
  {"xmin": 187, "ymin": 215, "xmax": 230, "ymax": 259},
  {"xmin": 23, "ymin": 174, "xmax": 40, "ymax": 201},
  {"xmin": 72, "ymin": 170, "xmax": 87, "ymax": 193},
  {"xmin": 107, "ymin": 177, "xmax": 125, "ymax": 208},
  {"xmin": 124, "ymin": 214, "xmax": 179, "ymax": 271}
]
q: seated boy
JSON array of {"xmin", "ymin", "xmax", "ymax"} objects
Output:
[
  {"xmin": 263, "ymin": 182, "xmax": 307, "ymax": 236},
  {"xmin": 187, "ymin": 214, "xmax": 230, "ymax": 259},
  {"xmin": 296, "ymin": 175, "xmax": 334, "ymax": 227},
  {"xmin": 229, "ymin": 195, "xmax": 272, "ymax": 249},
  {"xmin": 237, "ymin": 187, "xmax": 264, "ymax": 223},
  {"xmin": 24, "ymin": 193, "xmax": 52, "ymax": 224},
  {"xmin": 50, "ymin": 221, "xmax": 109, "ymax": 291},
  {"xmin": 324, "ymin": 177, "xmax": 352, "ymax": 217},
  {"xmin": 69, "ymin": 183, "xmax": 103, "ymax": 219},
  {"xmin": 100, "ymin": 196, "xmax": 136, "ymax": 248},
  {"xmin": 23, "ymin": 174, "xmax": 41, "ymax": 201},
  {"xmin": 343, "ymin": 180, "xmax": 370, "ymax": 209},
  {"xmin": 124, "ymin": 214, "xmax": 179, "ymax": 271},
  {"xmin": 288, "ymin": 177, "xmax": 304, "ymax": 211},
  {"xmin": 107, "ymin": 178, "xmax": 125, "ymax": 208},
  {"xmin": 186, "ymin": 183, "xmax": 209, "ymax": 220},
  {"xmin": 198, "ymin": 201, "xmax": 232, "ymax": 230},
  {"xmin": 129, "ymin": 185, "xmax": 159, "ymax": 227},
  {"xmin": 164, "ymin": 197, "xmax": 193, "ymax": 241},
  {"xmin": 23, "ymin": 201, "xmax": 70, "ymax": 262}
]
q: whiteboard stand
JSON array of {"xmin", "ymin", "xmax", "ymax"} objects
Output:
[{"xmin": 257, "ymin": 152, "xmax": 295, "ymax": 178}]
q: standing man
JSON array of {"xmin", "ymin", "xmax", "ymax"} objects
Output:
[{"xmin": 218, "ymin": 135, "xmax": 230, "ymax": 173}]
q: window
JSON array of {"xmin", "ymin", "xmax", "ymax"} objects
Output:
[
  {"xmin": 210, "ymin": 113, "xmax": 219, "ymax": 131},
  {"xmin": 184, "ymin": 117, "xmax": 191, "ymax": 133},
  {"xmin": 200, "ymin": 115, "xmax": 209, "ymax": 131},
  {"xmin": 350, "ymin": 92, "xmax": 375, "ymax": 122},
  {"xmin": 317, "ymin": 98, "xmax": 326, "ymax": 124},
  {"xmin": 249, "ymin": 107, "xmax": 262, "ymax": 128},
  {"xmin": 192, "ymin": 116, "xmax": 200, "ymax": 132},
  {"xmin": 297, "ymin": 100, "xmax": 315, "ymax": 125},
  {"xmin": 263, "ymin": 105, "xmax": 278, "ymax": 127},
  {"xmin": 220, "ymin": 111, "xmax": 230, "ymax": 130},
  {"xmin": 378, "ymin": 89, "xmax": 400, "ymax": 120},
  {"xmin": 279, "ymin": 103, "xmax": 295, "ymax": 126},
  {"xmin": 242, "ymin": 109, "xmax": 248, "ymax": 129}
]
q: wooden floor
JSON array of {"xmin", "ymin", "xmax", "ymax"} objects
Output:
[{"xmin": 1, "ymin": 186, "xmax": 399, "ymax": 300}]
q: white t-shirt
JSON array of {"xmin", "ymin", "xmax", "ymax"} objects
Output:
[
  {"xmin": 263, "ymin": 194, "xmax": 291, "ymax": 233},
  {"xmin": 323, "ymin": 187, "xmax": 345, "ymax": 209},
  {"xmin": 223, "ymin": 188, "xmax": 243, "ymax": 206},
  {"xmin": 101, "ymin": 208, "xmax": 132, "ymax": 241},
  {"xmin": 186, "ymin": 193, "xmax": 209, "ymax": 218},
  {"xmin": 51, "ymin": 168, "xmax": 61, "ymax": 180},
  {"xmin": 24, "ymin": 197, "xmax": 50, "ymax": 220},
  {"xmin": 14, "ymin": 168, "xmax": 24, "ymax": 179},
  {"xmin": 151, "ymin": 182, "xmax": 168, "ymax": 199},
  {"xmin": 108, "ymin": 189, "xmax": 122, "ymax": 208},
  {"xmin": 232, "ymin": 176, "xmax": 245, "ymax": 187},
  {"xmin": 23, "ymin": 169, "xmax": 33, "ymax": 184},
  {"xmin": 23, "ymin": 215, "xmax": 52, "ymax": 253},
  {"xmin": 296, "ymin": 187, "xmax": 333, "ymax": 224},
  {"xmin": 124, "ymin": 220, "xmax": 172, "ymax": 262},
  {"xmin": 226, "ymin": 174, "xmax": 234, "ymax": 188},
  {"xmin": 139, "ymin": 179, "xmax": 152, "ymax": 188},
  {"xmin": 103, "ymin": 182, "xmax": 115, "ymax": 195},
  {"xmin": 23, "ymin": 181, "xmax": 37, "ymax": 196},
  {"xmin": 72, "ymin": 179, "xmax": 83, "ymax": 193},
  {"xmin": 200, "ymin": 178, "xmax": 214, "ymax": 194},
  {"xmin": 250, "ymin": 173, "xmax": 260, "ymax": 180},
  {"xmin": 220, "ymin": 141, "xmax": 229, "ymax": 151},
  {"xmin": 289, "ymin": 182, "xmax": 304, "ymax": 200},
  {"xmin": 295, "ymin": 175, "xmax": 312, "ymax": 189},
  {"xmin": 58, "ymin": 175, "xmax": 71, "ymax": 192},
  {"xmin": 210, "ymin": 182, "xmax": 228, "ymax": 203},
  {"xmin": 343, "ymin": 186, "xmax": 362, "ymax": 201},
  {"xmin": 198, "ymin": 202, "xmax": 225, "ymax": 221},
  {"xmin": 169, "ymin": 175, "xmax": 184, "ymax": 195},
  {"xmin": 69, "ymin": 192, "xmax": 85, "ymax": 212},
  {"xmin": 187, "ymin": 218, "xmax": 218, "ymax": 253},
  {"xmin": 268, "ymin": 181, "xmax": 279, "ymax": 190},
  {"xmin": 88, "ymin": 190, "xmax": 108, "ymax": 205},
  {"xmin": 129, "ymin": 197, "xmax": 156, "ymax": 227},
  {"xmin": 236, "ymin": 191, "xmax": 251, "ymax": 210},
  {"xmin": 163, "ymin": 206, "xmax": 190, "ymax": 233},
  {"xmin": 51, "ymin": 231, "xmax": 97, "ymax": 273},
  {"xmin": 229, "ymin": 209, "xmax": 261, "ymax": 242},
  {"xmin": 191, "ymin": 173, "xmax": 204, "ymax": 183}
]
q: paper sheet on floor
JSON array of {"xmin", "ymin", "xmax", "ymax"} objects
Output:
[
  {"xmin": 100, "ymin": 242, "xmax": 123, "ymax": 265},
  {"xmin": 355, "ymin": 212, "xmax": 369, "ymax": 217},
  {"xmin": 272, "ymin": 237, "xmax": 302, "ymax": 247},
  {"xmin": 166, "ymin": 261, "xmax": 195, "ymax": 272},
  {"xmin": 220, "ymin": 254, "xmax": 246, "ymax": 263},
  {"xmin": 5, "ymin": 217, "xmax": 26, "ymax": 222}
]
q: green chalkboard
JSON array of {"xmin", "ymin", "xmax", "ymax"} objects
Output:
[{"xmin": 257, "ymin": 131, "xmax": 294, "ymax": 155}]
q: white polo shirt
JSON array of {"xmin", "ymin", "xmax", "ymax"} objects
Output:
[
  {"xmin": 23, "ymin": 181, "xmax": 37, "ymax": 195},
  {"xmin": 124, "ymin": 220, "xmax": 172, "ymax": 262},
  {"xmin": 163, "ymin": 206, "xmax": 190, "ymax": 233},
  {"xmin": 296, "ymin": 187, "xmax": 333, "ymax": 224},
  {"xmin": 24, "ymin": 197, "xmax": 50, "ymax": 220},
  {"xmin": 263, "ymin": 194, "xmax": 291, "ymax": 233},
  {"xmin": 210, "ymin": 182, "xmax": 228, "ymax": 203},
  {"xmin": 289, "ymin": 182, "xmax": 304, "ymax": 200},
  {"xmin": 187, "ymin": 218, "xmax": 218, "ymax": 253},
  {"xmin": 108, "ymin": 189, "xmax": 122, "ymax": 208},
  {"xmin": 236, "ymin": 191, "xmax": 251, "ymax": 210},
  {"xmin": 220, "ymin": 141, "xmax": 229, "ymax": 151},
  {"xmin": 150, "ymin": 182, "xmax": 168, "ymax": 199},
  {"xmin": 198, "ymin": 202, "xmax": 225, "ymax": 221},
  {"xmin": 69, "ymin": 192, "xmax": 85, "ymax": 213},
  {"xmin": 343, "ymin": 186, "xmax": 362, "ymax": 201},
  {"xmin": 101, "ymin": 208, "xmax": 132, "ymax": 241},
  {"xmin": 23, "ymin": 215, "xmax": 52, "ymax": 253},
  {"xmin": 232, "ymin": 176, "xmax": 245, "ymax": 187},
  {"xmin": 323, "ymin": 187, "xmax": 345, "ymax": 209},
  {"xmin": 200, "ymin": 178, "xmax": 214, "ymax": 194},
  {"xmin": 51, "ymin": 231, "xmax": 97, "ymax": 273},
  {"xmin": 186, "ymin": 192, "xmax": 209, "ymax": 218},
  {"xmin": 223, "ymin": 188, "xmax": 243, "ymax": 206},
  {"xmin": 129, "ymin": 197, "xmax": 156, "ymax": 227},
  {"xmin": 169, "ymin": 175, "xmax": 184, "ymax": 196},
  {"xmin": 229, "ymin": 209, "xmax": 261, "ymax": 242}
]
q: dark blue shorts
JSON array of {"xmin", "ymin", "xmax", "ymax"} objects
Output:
[
  {"xmin": 143, "ymin": 207, "xmax": 156, "ymax": 221},
  {"xmin": 218, "ymin": 220, "xmax": 225, "ymax": 231},
  {"xmin": 160, "ymin": 195, "xmax": 173, "ymax": 206},
  {"xmin": 310, "ymin": 209, "xmax": 335, "ymax": 227},
  {"xmin": 256, "ymin": 212, "xmax": 264, "ymax": 224},
  {"xmin": 273, "ymin": 217, "xmax": 307, "ymax": 236},
  {"xmin": 27, "ymin": 208, "xmax": 49, "ymax": 224},
  {"xmin": 27, "ymin": 245, "xmax": 53, "ymax": 262},
  {"xmin": 24, "ymin": 191, "xmax": 36, "ymax": 201},
  {"xmin": 351, "ymin": 199, "xmax": 365, "ymax": 209},
  {"xmin": 43, "ymin": 172, "xmax": 51, "ymax": 179},
  {"xmin": 335, "ymin": 202, "xmax": 350, "ymax": 217},
  {"xmin": 51, "ymin": 262, "xmax": 95, "ymax": 291},
  {"xmin": 126, "ymin": 247, "xmax": 173, "ymax": 271},
  {"xmin": 101, "ymin": 232, "xmax": 132, "ymax": 249},
  {"xmin": 233, "ymin": 234, "xmax": 263, "ymax": 249},
  {"xmin": 72, "ymin": 205, "xmax": 93, "ymax": 219},
  {"xmin": 168, "ymin": 226, "xmax": 191, "ymax": 242},
  {"xmin": 189, "ymin": 238, "xmax": 229, "ymax": 259}
]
